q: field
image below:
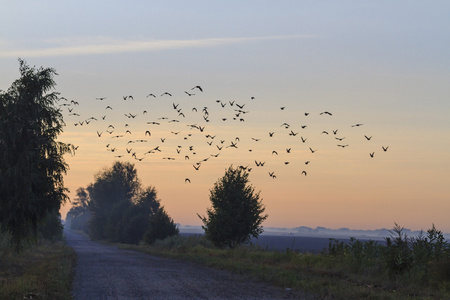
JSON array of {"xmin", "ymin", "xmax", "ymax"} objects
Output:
[{"xmin": 119, "ymin": 228, "xmax": 450, "ymax": 299}]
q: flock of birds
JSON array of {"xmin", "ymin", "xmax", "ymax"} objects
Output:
[{"xmin": 59, "ymin": 85, "xmax": 389, "ymax": 184}]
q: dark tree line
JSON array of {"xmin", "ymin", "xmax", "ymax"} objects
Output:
[
  {"xmin": 0, "ymin": 60, "xmax": 73, "ymax": 249},
  {"xmin": 66, "ymin": 161, "xmax": 178, "ymax": 244}
]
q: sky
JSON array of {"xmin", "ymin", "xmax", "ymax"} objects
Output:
[{"xmin": 1, "ymin": 1, "xmax": 449, "ymax": 232}]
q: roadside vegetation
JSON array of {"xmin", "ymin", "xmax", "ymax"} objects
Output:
[
  {"xmin": 118, "ymin": 224, "xmax": 450, "ymax": 299},
  {"xmin": 0, "ymin": 60, "xmax": 76, "ymax": 299},
  {"xmin": 0, "ymin": 232, "xmax": 76, "ymax": 300}
]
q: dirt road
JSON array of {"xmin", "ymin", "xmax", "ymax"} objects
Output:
[{"xmin": 65, "ymin": 230, "xmax": 310, "ymax": 299}]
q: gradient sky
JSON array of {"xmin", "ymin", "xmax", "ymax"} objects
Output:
[{"xmin": 1, "ymin": 1, "xmax": 449, "ymax": 231}]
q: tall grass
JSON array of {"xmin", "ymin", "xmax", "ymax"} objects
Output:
[{"xmin": 0, "ymin": 233, "xmax": 76, "ymax": 300}]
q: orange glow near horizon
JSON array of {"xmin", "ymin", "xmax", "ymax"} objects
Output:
[{"xmin": 58, "ymin": 94, "xmax": 450, "ymax": 232}]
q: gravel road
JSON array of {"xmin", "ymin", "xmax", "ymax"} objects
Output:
[{"xmin": 65, "ymin": 229, "xmax": 312, "ymax": 299}]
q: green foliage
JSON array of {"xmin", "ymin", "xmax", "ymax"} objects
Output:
[
  {"xmin": 86, "ymin": 161, "xmax": 178, "ymax": 244},
  {"xmin": 143, "ymin": 208, "xmax": 179, "ymax": 245},
  {"xmin": 198, "ymin": 165, "xmax": 268, "ymax": 248},
  {"xmin": 0, "ymin": 59, "xmax": 73, "ymax": 250},
  {"xmin": 88, "ymin": 161, "xmax": 140, "ymax": 241},
  {"xmin": 38, "ymin": 210, "xmax": 64, "ymax": 241}
]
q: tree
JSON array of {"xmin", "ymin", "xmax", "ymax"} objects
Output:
[
  {"xmin": 143, "ymin": 207, "xmax": 179, "ymax": 245},
  {"xmin": 198, "ymin": 165, "xmax": 268, "ymax": 248},
  {"xmin": 66, "ymin": 187, "xmax": 91, "ymax": 234},
  {"xmin": 0, "ymin": 59, "xmax": 73, "ymax": 249},
  {"xmin": 87, "ymin": 161, "xmax": 178, "ymax": 244},
  {"xmin": 88, "ymin": 161, "xmax": 139, "ymax": 241}
]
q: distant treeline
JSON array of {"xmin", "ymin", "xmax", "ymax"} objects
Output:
[{"xmin": 66, "ymin": 161, "xmax": 178, "ymax": 244}]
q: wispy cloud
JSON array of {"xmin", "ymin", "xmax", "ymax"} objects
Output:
[{"xmin": 0, "ymin": 35, "xmax": 314, "ymax": 58}]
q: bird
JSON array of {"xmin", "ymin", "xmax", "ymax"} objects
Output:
[
  {"xmin": 105, "ymin": 106, "xmax": 113, "ymax": 110},
  {"xmin": 96, "ymin": 97, "xmax": 107, "ymax": 100},
  {"xmin": 301, "ymin": 137, "xmax": 307, "ymax": 143},
  {"xmin": 364, "ymin": 135, "xmax": 372, "ymax": 140},
  {"xmin": 146, "ymin": 93, "xmax": 156, "ymax": 98},
  {"xmin": 337, "ymin": 144, "xmax": 349, "ymax": 148},
  {"xmin": 320, "ymin": 111, "xmax": 332, "ymax": 116},
  {"xmin": 193, "ymin": 164, "xmax": 201, "ymax": 170},
  {"xmin": 382, "ymin": 146, "xmax": 389, "ymax": 152},
  {"xmin": 272, "ymin": 150, "xmax": 278, "ymax": 155},
  {"xmin": 369, "ymin": 152, "xmax": 375, "ymax": 158},
  {"xmin": 145, "ymin": 131, "xmax": 151, "ymax": 136},
  {"xmin": 269, "ymin": 132, "xmax": 274, "ymax": 137},
  {"xmin": 96, "ymin": 131, "xmax": 103, "ymax": 137},
  {"xmin": 185, "ymin": 178, "xmax": 191, "ymax": 183},
  {"xmin": 301, "ymin": 171, "xmax": 307, "ymax": 176},
  {"xmin": 161, "ymin": 92, "xmax": 172, "ymax": 96},
  {"xmin": 185, "ymin": 91, "xmax": 195, "ymax": 96},
  {"xmin": 191, "ymin": 85, "xmax": 203, "ymax": 92},
  {"xmin": 352, "ymin": 123, "xmax": 363, "ymax": 127},
  {"xmin": 309, "ymin": 148, "xmax": 317, "ymax": 153}
]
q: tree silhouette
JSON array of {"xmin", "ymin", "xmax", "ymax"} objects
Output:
[
  {"xmin": 198, "ymin": 165, "xmax": 268, "ymax": 248},
  {"xmin": 66, "ymin": 187, "xmax": 91, "ymax": 233},
  {"xmin": 87, "ymin": 161, "xmax": 178, "ymax": 244},
  {"xmin": 88, "ymin": 161, "xmax": 140, "ymax": 241},
  {"xmin": 0, "ymin": 59, "xmax": 73, "ymax": 249}
]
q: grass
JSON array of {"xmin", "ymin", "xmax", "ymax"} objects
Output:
[
  {"xmin": 0, "ymin": 238, "xmax": 76, "ymax": 300},
  {"xmin": 115, "ymin": 233, "xmax": 450, "ymax": 300}
]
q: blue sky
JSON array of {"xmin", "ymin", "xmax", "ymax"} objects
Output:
[{"xmin": 1, "ymin": 1, "xmax": 449, "ymax": 231}]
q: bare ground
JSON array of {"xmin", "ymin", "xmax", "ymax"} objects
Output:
[{"xmin": 65, "ymin": 229, "xmax": 313, "ymax": 300}]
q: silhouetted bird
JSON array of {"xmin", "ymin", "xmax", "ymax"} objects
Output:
[{"xmin": 192, "ymin": 85, "xmax": 203, "ymax": 92}]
